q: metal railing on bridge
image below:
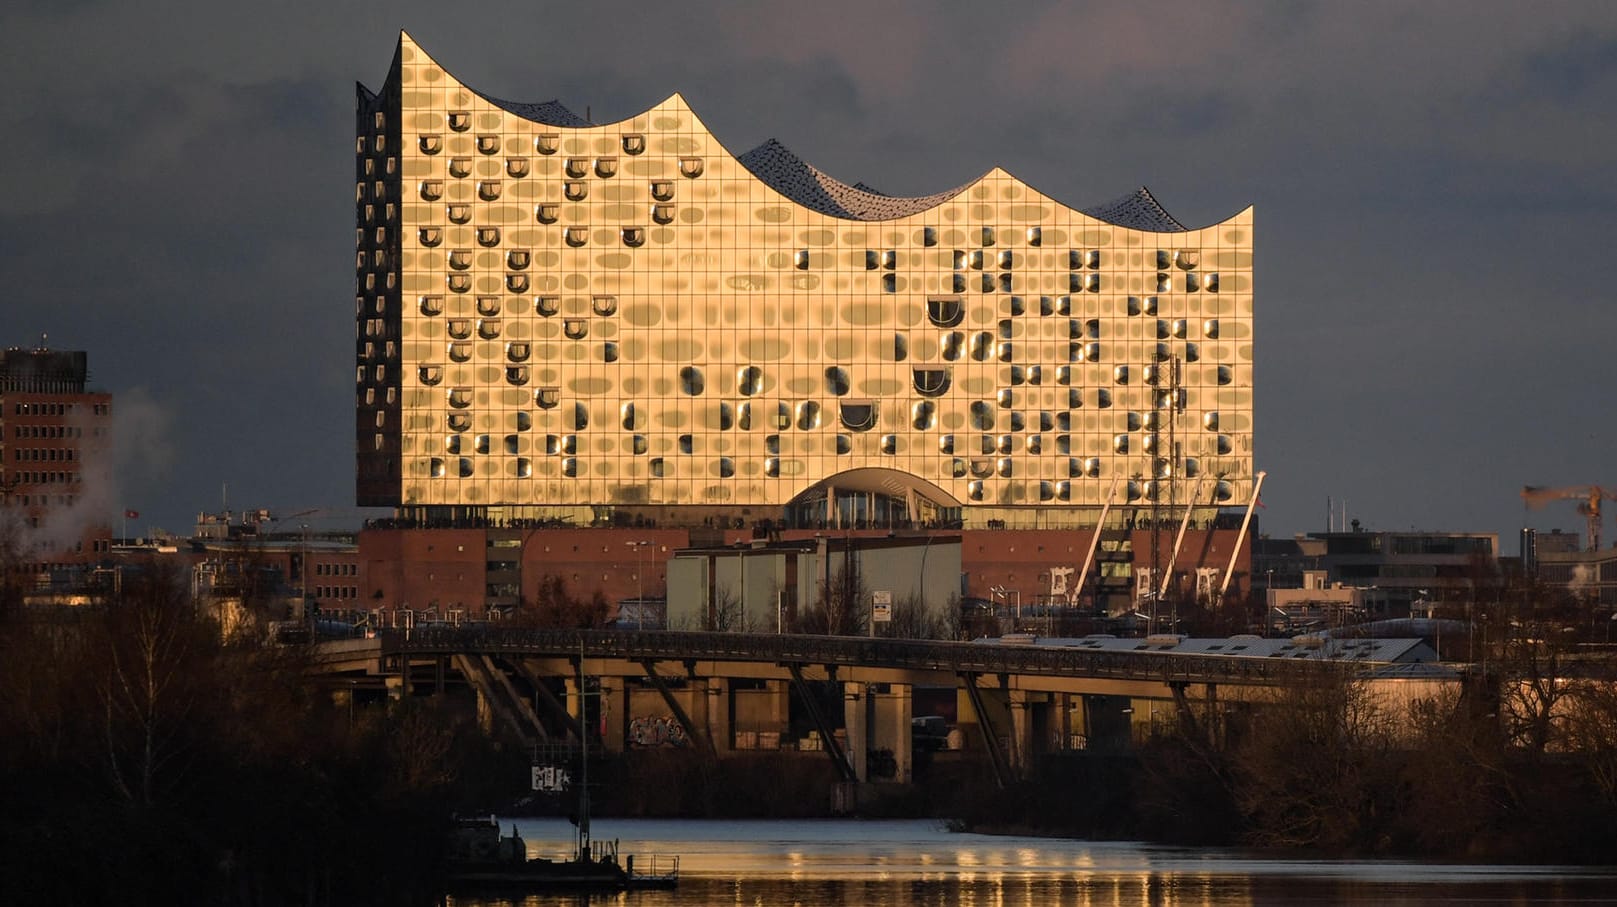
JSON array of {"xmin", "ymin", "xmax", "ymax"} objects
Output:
[{"xmin": 383, "ymin": 627, "xmax": 1356, "ymax": 687}]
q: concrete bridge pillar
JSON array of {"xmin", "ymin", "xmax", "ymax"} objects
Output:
[
  {"xmin": 600, "ymin": 681, "xmax": 625, "ymax": 753},
  {"xmin": 870, "ymin": 683, "xmax": 913, "ymax": 784},
  {"xmin": 703, "ymin": 678, "xmax": 732, "ymax": 752},
  {"xmin": 843, "ymin": 682, "xmax": 868, "ymax": 782},
  {"xmin": 564, "ymin": 676, "xmax": 582, "ymax": 730},
  {"xmin": 1009, "ymin": 689, "xmax": 1034, "ymax": 774},
  {"xmin": 766, "ymin": 679, "xmax": 790, "ymax": 730}
]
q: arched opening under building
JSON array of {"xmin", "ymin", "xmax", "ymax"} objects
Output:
[{"xmin": 783, "ymin": 468, "xmax": 963, "ymax": 531}]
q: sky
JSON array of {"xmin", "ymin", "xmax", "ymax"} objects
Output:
[{"xmin": 3, "ymin": 1, "xmax": 1614, "ymax": 551}]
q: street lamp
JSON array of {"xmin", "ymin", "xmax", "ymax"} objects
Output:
[
  {"xmin": 625, "ymin": 540, "xmax": 652, "ymax": 629},
  {"xmin": 300, "ymin": 523, "xmax": 309, "ymax": 622},
  {"xmin": 990, "ymin": 585, "xmax": 1021, "ymax": 627}
]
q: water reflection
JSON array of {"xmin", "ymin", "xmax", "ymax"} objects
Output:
[{"xmin": 447, "ymin": 819, "xmax": 1617, "ymax": 907}]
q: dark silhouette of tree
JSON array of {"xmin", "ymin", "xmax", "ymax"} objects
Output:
[
  {"xmin": 876, "ymin": 592, "xmax": 947, "ymax": 640},
  {"xmin": 706, "ymin": 584, "xmax": 750, "ymax": 631},
  {"xmin": 793, "ymin": 564, "xmax": 866, "ymax": 635},
  {"xmin": 516, "ymin": 574, "xmax": 610, "ymax": 628},
  {"xmin": 0, "ymin": 557, "xmax": 517, "ymax": 904},
  {"xmin": 1227, "ymin": 670, "xmax": 1400, "ymax": 851}
]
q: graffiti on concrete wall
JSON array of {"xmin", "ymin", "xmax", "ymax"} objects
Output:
[{"xmin": 628, "ymin": 715, "xmax": 688, "ymax": 748}]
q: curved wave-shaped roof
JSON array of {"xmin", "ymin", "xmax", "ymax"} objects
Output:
[
  {"xmin": 475, "ymin": 93, "xmax": 591, "ymax": 128},
  {"xmin": 383, "ymin": 32, "xmax": 1210, "ymax": 233},
  {"xmin": 1080, "ymin": 187, "xmax": 1188, "ymax": 233},
  {"xmin": 737, "ymin": 138, "xmax": 972, "ymax": 221}
]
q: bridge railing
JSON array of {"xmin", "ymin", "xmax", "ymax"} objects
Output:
[{"xmin": 383, "ymin": 628, "xmax": 1357, "ymax": 686}]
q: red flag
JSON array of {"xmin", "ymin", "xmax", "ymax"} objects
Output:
[{"xmin": 124, "ymin": 510, "xmax": 139, "ymax": 519}]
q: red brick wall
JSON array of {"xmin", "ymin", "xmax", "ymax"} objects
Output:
[
  {"xmin": 959, "ymin": 527, "xmax": 1253, "ymax": 604},
  {"xmin": 519, "ymin": 528, "xmax": 690, "ymax": 606},
  {"xmin": 359, "ymin": 528, "xmax": 485, "ymax": 612}
]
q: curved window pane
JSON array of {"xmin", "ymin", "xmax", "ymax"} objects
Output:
[{"xmin": 839, "ymin": 402, "xmax": 876, "ymax": 432}]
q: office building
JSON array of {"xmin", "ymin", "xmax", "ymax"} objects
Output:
[{"xmin": 0, "ymin": 346, "xmax": 113, "ymax": 575}]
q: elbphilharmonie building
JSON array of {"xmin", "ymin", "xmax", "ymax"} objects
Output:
[{"xmin": 356, "ymin": 34, "xmax": 1253, "ymax": 532}]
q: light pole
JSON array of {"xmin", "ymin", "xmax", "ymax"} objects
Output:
[
  {"xmin": 300, "ymin": 523, "xmax": 309, "ymax": 622},
  {"xmin": 626, "ymin": 540, "xmax": 651, "ymax": 629},
  {"xmin": 918, "ymin": 534, "xmax": 934, "ymax": 619},
  {"xmin": 991, "ymin": 585, "xmax": 1022, "ymax": 629}
]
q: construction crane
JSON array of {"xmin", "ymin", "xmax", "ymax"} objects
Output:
[{"xmin": 1521, "ymin": 485, "xmax": 1617, "ymax": 552}]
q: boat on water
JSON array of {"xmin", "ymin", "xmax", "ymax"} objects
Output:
[
  {"xmin": 446, "ymin": 660, "xmax": 677, "ymax": 893},
  {"xmin": 444, "ymin": 816, "xmax": 678, "ymax": 891}
]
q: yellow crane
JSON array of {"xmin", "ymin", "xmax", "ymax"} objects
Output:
[{"xmin": 1521, "ymin": 485, "xmax": 1617, "ymax": 552}]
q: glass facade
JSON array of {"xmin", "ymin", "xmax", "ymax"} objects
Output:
[{"xmin": 356, "ymin": 34, "xmax": 1254, "ymax": 527}]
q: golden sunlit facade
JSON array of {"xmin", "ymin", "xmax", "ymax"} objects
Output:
[{"xmin": 356, "ymin": 34, "xmax": 1253, "ymax": 529}]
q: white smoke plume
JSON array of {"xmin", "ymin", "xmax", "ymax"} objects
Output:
[{"xmin": 1, "ymin": 386, "xmax": 174, "ymax": 564}]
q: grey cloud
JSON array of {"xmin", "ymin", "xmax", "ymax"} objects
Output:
[{"xmin": 4, "ymin": 0, "xmax": 1614, "ymax": 545}]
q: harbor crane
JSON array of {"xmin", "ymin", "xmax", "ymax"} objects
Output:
[{"xmin": 1521, "ymin": 485, "xmax": 1617, "ymax": 552}]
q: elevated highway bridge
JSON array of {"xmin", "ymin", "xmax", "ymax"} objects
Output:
[{"xmin": 313, "ymin": 628, "xmax": 1384, "ymax": 789}]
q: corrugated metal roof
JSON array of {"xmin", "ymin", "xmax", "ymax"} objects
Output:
[{"xmin": 994, "ymin": 635, "xmax": 1438, "ymax": 664}]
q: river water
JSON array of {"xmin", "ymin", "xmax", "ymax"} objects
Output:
[{"xmin": 445, "ymin": 818, "xmax": 1617, "ymax": 906}]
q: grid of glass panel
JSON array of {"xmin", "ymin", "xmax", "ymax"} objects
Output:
[{"xmin": 357, "ymin": 35, "xmax": 1254, "ymax": 517}]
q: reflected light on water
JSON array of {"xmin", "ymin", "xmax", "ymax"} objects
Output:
[{"xmin": 444, "ymin": 819, "xmax": 1617, "ymax": 907}]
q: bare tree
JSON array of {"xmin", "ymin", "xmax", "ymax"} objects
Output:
[
  {"xmin": 96, "ymin": 562, "xmax": 212, "ymax": 808},
  {"xmin": 1565, "ymin": 679, "xmax": 1617, "ymax": 806},
  {"xmin": 879, "ymin": 592, "xmax": 945, "ymax": 640},
  {"xmin": 1229, "ymin": 669, "xmax": 1400, "ymax": 851},
  {"xmin": 706, "ymin": 584, "xmax": 751, "ymax": 632},
  {"xmin": 1497, "ymin": 629, "xmax": 1576, "ymax": 756},
  {"xmin": 516, "ymin": 574, "xmax": 610, "ymax": 628},
  {"xmin": 794, "ymin": 564, "xmax": 866, "ymax": 635}
]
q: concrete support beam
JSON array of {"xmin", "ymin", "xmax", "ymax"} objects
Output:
[
  {"xmin": 786, "ymin": 664, "xmax": 856, "ymax": 782},
  {"xmin": 961, "ymin": 674, "xmax": 1015, "ymax": 788},
  {"xmin": 639, "ymin": 659, "xmax": 718, "ymax": 760},
  {"xmin": 703, "ymin": 678, "xmax": 732, "ymax": 753},
  {"xmin": 565, "ymin": 675, "xmax": 581, "ymax": 729},
  {"xmin": 766, "ymin": 679, "xmax": 790, "ymax": 727},
  {"xmin": 870, "ymin": 683, "xmax": 913, "ymax": 784},
  {"xmin": 511, "ymin": 658, "xmax": 582, "ymax": 744},
  {"xmin": 1009, "ymin": 689, "xmax": 1034, "ymax": 774},
  {"xmin": 600, "ymin": 680, "xmax": 625, "ymax": 752},
  {"xmin": 843, "ymin": 681, "xmax": 868, "ymax": 782}
]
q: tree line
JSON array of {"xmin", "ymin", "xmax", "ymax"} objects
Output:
[{"xmin": 0, "ymin": 559, "xmax": 520, "ymax": 905}]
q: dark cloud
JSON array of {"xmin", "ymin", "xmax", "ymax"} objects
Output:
[{"xmin": 5, "ymin": 1, "xmax": 1616, "ymax": 547}]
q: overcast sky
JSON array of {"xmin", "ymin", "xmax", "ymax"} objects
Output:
[{"xmin": 4, "ymin": 1, "xmax": 1614, "ymax": 549}]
